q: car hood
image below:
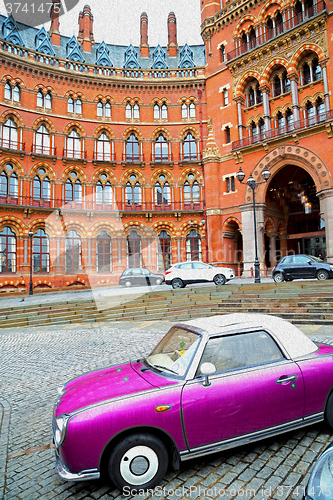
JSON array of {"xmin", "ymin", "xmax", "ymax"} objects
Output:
[{"xmin": 55, "ymin": 362, "xmax": 159, "ymax": 415}]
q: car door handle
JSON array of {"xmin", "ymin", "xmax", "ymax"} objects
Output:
[{"xmin": 276, "ymin": 375, "xmax": 298, "ymax": 384}]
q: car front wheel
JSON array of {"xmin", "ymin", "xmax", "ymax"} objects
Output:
[
  {"xmin": 124, "ymin": 280, "xmax": 132, "ymax": 287},
  {"xmin": 273, "ymin": 272, "xmax": 284, "ymax": 283},
  {"xmin": 171, "ymin": 278, "xmax": 184, "ymax": 289},
  {"xmin": 213, "ymin": 274, "xmax": 226, "ymax": 286},
  {"xmin": 317, "ymin": 269, "xmax": 329, "ymax": 280},
  {"xmin": 108, "ymin": 433, "xmax": 168, "ymax": 492}
]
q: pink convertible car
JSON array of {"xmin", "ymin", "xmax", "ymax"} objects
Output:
[{"xmin": 52, "ymin": 313, "xmax": 333, "ymax": 492}]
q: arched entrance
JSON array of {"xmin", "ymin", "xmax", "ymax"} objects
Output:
[
  {"xmin": 222, "ymin": 218, "xmax": 243, "ymax": 271},
  {"xmin": 265, "ymin": 165, "xmax": 325, "ymax": 267},
  {"xmin": 239, "ymin": 145, "xmax": 333, "ymax": 276}
]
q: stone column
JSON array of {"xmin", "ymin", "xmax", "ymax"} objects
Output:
[
  {"xmin": 240, "ymin": 202, "xmax": 265, "ymax": 277},
  {"xmin": 317, "ymin": 188, "xmax": 333, "ymax": 261},
  {"xmin": 289, "ymin": 74, "xmax": 300, "ymax": 122},
  {"xmin": 235, "ymin": 97, "xmax": 245, "ymax": 140},
  {"xmin": 260, "ymin": 85, "xmax": 271, "ymax": 131},
  {"xmin": 320, "ymin": 63, "xmax": 330, "ymax": 112}
]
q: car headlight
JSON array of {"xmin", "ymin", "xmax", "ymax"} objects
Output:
[
  {"xmin": 54, "ymin": 414, "xmax": 70, "ymax": 447},
  {"xmin": 330, "ymin": 266, "xmax": 333, "ymax": 271},
  {"xmin": 305, "ymin": 445, "xmax": 333, "ymax": 499}
]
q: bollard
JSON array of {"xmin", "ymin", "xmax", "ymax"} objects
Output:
[
  {"xmin": 250, "ymin": 267, "xmax": 254, "ymax": 278},
  {"xmin": 264, "ymin": 266, "xmax": 267, "ymax": 278},
  {"xmin": 238, "ymin": 264, "xmax": 241, "ymax": 278}
]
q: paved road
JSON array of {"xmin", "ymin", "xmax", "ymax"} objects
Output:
[{"xmin": 1, "ymin": 319, "xmax": 333, "ymax": 500}]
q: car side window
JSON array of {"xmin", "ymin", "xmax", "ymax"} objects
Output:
[
  {"xmin": 132, "ymin": 269, "xmax": 141, "ymax": 275},
  {"xmin": 196, "ymin": 331, "xmax": 285, "ymax": 375},
  {"xmin": 192, "ymin": 262, "xmax": 208, "ymax": 269},
  {"xmin": 283, "ymin": 256, "xmax": 293, "ymax": 264},
  {"xmin": 180, "ymin": 263, "xmax": 193, "ymax": 270},
  {"xmin": 294, "ymin": 255, "xmax": 309, "ymax": 263},
  {"xmin": 142, "ymin": 269, "xmax": 149, "ymax": 275}
]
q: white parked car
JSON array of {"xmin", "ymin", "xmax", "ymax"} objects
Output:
[{"xmin": 165, "ymin": 261, "xmax": 235, "ymax": 288}]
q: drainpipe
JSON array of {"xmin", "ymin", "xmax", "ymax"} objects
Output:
[{"xmin": 198, "ymin": 87, "xmax": 209, "ymax": 263}]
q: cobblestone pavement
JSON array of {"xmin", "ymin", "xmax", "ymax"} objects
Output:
[{"xmin": 1, "ymin": 320, "xmax": 333, "ymax": 500}]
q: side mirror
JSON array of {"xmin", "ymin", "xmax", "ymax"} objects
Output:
[
  {"xmin": 307, "ymin": 260, "xmax": 312, "ymax": 265},
  {"xmin": 200, "ymin": 362, "xmax": 216, "ymax": 387}
]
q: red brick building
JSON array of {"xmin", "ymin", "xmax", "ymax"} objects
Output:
[{"xmin": 0, "ymin": 0, "xmax": 332, "ymax": 292}]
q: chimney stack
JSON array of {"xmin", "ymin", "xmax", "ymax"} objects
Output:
[
  {"xmin": 140, "ymin": 12, "xmax": 149, "ymax": 57},
  {"xmin": 78, "ymin": 4, "xmax": 94, "ymax": 52},
  {"xmin": 49, "ymin": 0, "xmax": 61, "ymax": 46},
  {"xmin": 167, "ymin": 12, "xmax": 178, "ymax": 57}
]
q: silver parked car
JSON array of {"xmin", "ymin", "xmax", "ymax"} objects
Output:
[{"xmin": 165, "ymin": 261, "xmax": 235, "ymax": 289}]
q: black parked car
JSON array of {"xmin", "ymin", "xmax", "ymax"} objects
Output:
[
  {"xmin": 272, "ymin": 254, "xmax": 333, "ymax": 282},
  {"xmin": 119, "ymin": 268, "xmax": 165, "ymax": 287}
]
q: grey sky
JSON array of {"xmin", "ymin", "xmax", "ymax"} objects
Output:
[{"xmin": 0, "ymin": 0, "xmax": 203, "ymax": 46}]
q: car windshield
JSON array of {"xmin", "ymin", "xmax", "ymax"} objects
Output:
[
  {"xmin": 308, "ymin": 255, "xmax": 324, "ymax": 262},
  {"xmin": 146, "ymin": 327, "xmax": 201, "ymax": 377}
]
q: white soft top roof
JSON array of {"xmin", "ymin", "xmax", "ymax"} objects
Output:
[{"xmin": 183, "ymin": 313, "xmax": 317, "ymax": 359}]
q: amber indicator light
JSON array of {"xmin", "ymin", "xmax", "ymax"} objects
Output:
[{"xmin": 155, "ymin": 405, "xmax": 172, "ymax": 413}]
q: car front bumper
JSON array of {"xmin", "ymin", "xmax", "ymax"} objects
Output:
[{"xmin": 55, "ymin": 449, "xmax": 100, "ymax": 482}]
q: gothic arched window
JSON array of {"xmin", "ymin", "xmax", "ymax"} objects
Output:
[
  {"xmin": 0, "ymin": 227, "xmax": 16, "ymax": 273},
  {"xmin": 127, "ymin": 230, "xmax": 142, "ymax": 268},
  {"xmin": 186, "ymin": 229, "xmax": 201, "ymax": 261},
  {"xmin": 183, "ymin": 132, "xmax": 197, "ymax": 161},
  {"xmin": 126, "ymin": 133, "xmax": 140, "ymax": 162},
  {"xmin": 157, "ymin": 230, "xmax": 171, "ymax": 271},
  {"xmin": 65, "ymin": 230, "xmax": 81, "ymax": 273},
  {"xmin": 33, "ymin": 229, "xmax": 49, "ymax": 273},
  {"xmin": 97, "ymin": 231, "xmax": 112, "ymax": 272}
]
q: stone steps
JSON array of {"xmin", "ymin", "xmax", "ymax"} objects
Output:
[{"xmin": 1, "ymin": 281, "xmax": 333, "ymax": 329}]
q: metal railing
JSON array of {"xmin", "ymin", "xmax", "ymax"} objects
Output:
[
  {"xmin": 0, "ymin": 196, "xmax": 204, "ymax": 212},
  {"xmin": 93, "ymin": 151, "xmax": 116, "ymax": 162},
  {"xmin": 232, "ymin": 110, "xmax": 333, "ymax": 150},
  {"xmin": 62, "ymin": 149, "xmax": 87, "ymax": 160},
  {"xmin": 31, "ymin": 144, "xmax": 57, "ymax": 156},
  {"xmin": 227, "ymin": 1, "xmax": 326, "ymax": 61},
  {"xmin": 0, "ymin": 138, "xmax": 25, "ymax": 151}
]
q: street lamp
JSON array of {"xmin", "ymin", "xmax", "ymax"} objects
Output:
[
  {"xmin": 28, "ymin": 230, "xmax": 33, "ymax": 295},
  {"xmin": 236, "ymin": 166, "xmax": 271, "ymax": 283}
]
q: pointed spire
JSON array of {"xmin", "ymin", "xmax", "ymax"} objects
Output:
[{"xmin": 203, "ymin": 116, "xmax": 220, "ymax": 160}]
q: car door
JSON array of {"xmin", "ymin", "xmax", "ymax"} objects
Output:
[
  {"xmin": 192, "ymin": 262, "xmax": 211, "ymax": 282},
  {"xmin": 181, "ymin": 330, "xmax": 305, "ymax": 450},
  {"xmin": 292, "ymin": 255, "xmax": 316, "ymax": 279},
  {"xmin": 177, "ymin": 263, "xmax": 194, "ymax": 283}
]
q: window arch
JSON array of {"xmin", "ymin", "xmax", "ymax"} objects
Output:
[
  {"xmin": 154, "ymin": 102, "xmax": 168, "ymax": 120},
  {"xmin": 37, "ymin": 90, "xmax": 52, "ymax": 110},
  {"xmin": 183, "ymin": 172, "xmax": 200, "ymax": 209},
  {"xmin": 127, "ymin": 230, "xmax": 142, "ymax": 268},
  {"xmin": 34, "ymin": 124, "xmax": 51, "ymax": 155},
  {"xmin": 154, "ymin": 174, "xmax": 171, "ymax": 208},
  {"xmin": 0, "ymin": 226, "xmax": 16, "ymax": 273},
  {"xmin": 65, "ymin": 171, "xmax": 82, "ymax": 204},
  {"xmin": 183, "ymin": 132, "xmax": 198, "ymax": 161},
  {"xmin": 95, "ymin": 132, "xmax": 112, "ymax": 161},
  {"xmin": 4, "ymin": 81, "xmax": 20, "ymax": 103},
  {"xmin": 66, "ymin": 128, "xmax": 82, "ymax": 159},
  {"xmin": 33, "ymin": 168, "xmax": 51, "ymax": 206},
  {"xmin": 33, "ymin": 228, "xmax": 49, "ymax": 273},
  {"xmin": 186, "ymin": 229, "xmax": 201, "ymax": 261},
  {"xmin": 96, "ymin": 176, "xmax": 112, "ymax": 207},
  {"xmin": 181, "ymin": 102, "xmax": 196, "ymax": 119},
  {"xmin": 157, "ymin": 230, "xmax": 171, "ymax": 271},
  {"xmin": 68, "ymin": 96, "xmax": 82, "ymax": 116},
  {"xmin": 2, "ymin": 118, "xmax": 18, "ymax": 149},
  {"xmin": 154, "ymin": 133, "xmax": 169, "ymax": 162},
  {"xmin": 97, "ymin": 100, "xmax": 111, "ymax": 118},
  {"xmin": 65, "ymin": 230, "xmax": 81, "ymax": 273},
  {"xmin": 125, "ymin": 133, "xmax": 140, "ymax": 162},
  {"xmin": 0, "ymin": 164, "xmax": 18, "ymax": 201},
  {"xmin": 126, "ymin": 102, "xmax": 140, "ymax": 120},
  {"xmin": 97, "ymin": 231, "xmax": 112, "ymax": 272},
  {"xmin": 125, "ymin": 174, "xmax": 142, "ymax": 208}
]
